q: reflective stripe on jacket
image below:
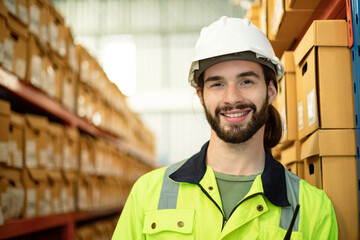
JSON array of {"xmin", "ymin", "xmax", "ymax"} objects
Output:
[{"xmin": 112, "ymin": 141, "xmax": 338, "ymax": 240}]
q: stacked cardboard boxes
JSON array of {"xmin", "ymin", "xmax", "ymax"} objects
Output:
[{"xmin": 274, "ymin": 20, "xmax": 358, "ymax": 239}]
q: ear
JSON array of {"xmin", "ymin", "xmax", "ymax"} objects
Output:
[
  {"xmin": 196, "ymin": 87, "xmax": 204, "ymax": 105},
  {"xmin": 267, "ymin": 81, "xmax": 277, "ymax": 105}
]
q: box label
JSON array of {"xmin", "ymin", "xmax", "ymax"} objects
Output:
[
  {"xmin": 47, "ymin": 145, "xmax": 53, "ymax": 169},
  {"xmin": 15, "ymin": 58, "xmax": 26, "ymax": 80},
  {"xmin": 59, "ymin": 39, "xmax": 66, "ymax": 57},
  {"xmin": 38, "ymin": 188, "xmax": 51, "ymax": 216},
  {"xmin": 73, "ymin": 156, "xmax": 78, "ymax": 170},
  {"xmin": 298, "ymin": 101, "xmax": 304, "ymax": 130},
  {"xmin": 53, "ymin": 198, "xmax": 61, "ymax": 214},
  {"xmin": 26, "ymin": 189, "xmax": 36, "ymax": 218},
  {"xmin": 31, "ymin": 56, "xmax": 42, "ymax": 88},
  {"xmin": 61, "ymin": 188, "xmax": 68, "ymax": 212},
  {"xmin": 40, "ymin": 148, "xmax": 47, "ymax": 168},
  {"xmin": 2, "ymin": 188, "xmax": 25, "ymax": 219},
  {"xmin": 29, "ymin": 5, "xmax": 40, "ymax": 35},
  {"xmin": 281, "ymin": 107, "xmax": 287, "ymax": 136},
  {"xmin": 14, "ymin": 149, "xmax": 23, "ymax": 168},
  {"xmin": 9, "ymin": 141, "xmax": 23, "ymax": 168},
  {"xmin": 55, "ymin": 154, "xmax": 61, "ymax": 169},
  {"xmin": 41, "ymin": 25, "xmax": 47, "ymax": 44},
  {"xmin": 18, "ymin": 4, "xmax": 28, "ymax": 24},
  {"xmin": 25, "ymin": 140, "xmax": 37, "ymax": 168},
  {"xmin": 4, "ymin": 0, "xmax": 16, "ymax": 16},
  {"xmin": 63, "ymin": 146, "xmax": 71, "ymax": 170},
  {"xmin": 0, "ymin": 142, "xmax": 9, "ymax": 164},
  {"xmin": 3, "ymin": 38, "xmax": 14, "ymax": 72},
  {"xmin": 49, "ymin": 22, "xmax": 58, "ymax": 51},
  {"xmin": 307, "ymin": 89, "xmax": 316, "ymax": 127},
  {"xmin": 44, "ymin": 65, "xmax": 55, "ymax": 97}
]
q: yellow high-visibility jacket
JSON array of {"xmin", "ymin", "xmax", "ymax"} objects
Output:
[{"xmin": 112, "ymin": 142, "xmax": 338, "ymax": 240}]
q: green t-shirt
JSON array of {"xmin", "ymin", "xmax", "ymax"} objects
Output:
[{"xmin": 214, "ymin": 171, "xmax": 259, "ymax": 220}]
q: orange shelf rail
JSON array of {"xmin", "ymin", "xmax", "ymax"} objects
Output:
[{"xmin": 0, "ymin": 208, "xmax": 121, "ymax": 239}]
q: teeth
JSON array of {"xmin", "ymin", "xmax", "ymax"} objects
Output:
[{"xmin": 223, "ymin": 111, "xmax": 248, "ymax": 117}]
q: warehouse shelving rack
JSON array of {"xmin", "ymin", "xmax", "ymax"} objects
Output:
[
  {"xmin": 350, "ymin": 0, "xmax": 360, "ymax": 234},
  {"xmin": 0, "ymin": 67, "xmax": 155, "ymax": 238},
  {"xmin": 0, "ymin": 0, "xmax": 357, "ymax": 239}
]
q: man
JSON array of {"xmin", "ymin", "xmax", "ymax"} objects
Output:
[{"xmin": 112, "ymin": 16, "xmax": 338, "ymax": 239}]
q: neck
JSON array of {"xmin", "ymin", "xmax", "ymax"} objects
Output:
[{"xmin": 206, "ymin": 126, "xmax": 266, "ymax": 175}]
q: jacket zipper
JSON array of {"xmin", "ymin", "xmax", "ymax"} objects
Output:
[
  {"xmin": 197, "ymin": 184, "xmax": 228, "ymax": 229},
  {"xmin": 227, "ymin": 193, "xmax": 262, "ymax": 220},
  {"xmin": 198, "ymin": 184, "xmax": 262, "ymax": 229}
]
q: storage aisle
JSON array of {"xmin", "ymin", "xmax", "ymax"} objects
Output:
[{"xmin": 0, "ymin": 0, "xmax": 359, "ymax": 239}]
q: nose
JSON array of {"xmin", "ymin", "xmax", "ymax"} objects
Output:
[{"xmin": 223, "ymin": 84, "xmax": 244, "ymax": 105}]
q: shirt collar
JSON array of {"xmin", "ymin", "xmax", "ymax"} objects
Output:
[{"xmin": 169, "ymin": 141, "xmax": 290, "ymax": 207}]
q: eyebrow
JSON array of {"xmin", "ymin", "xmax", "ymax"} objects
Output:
[{"xmin": 204, "ymin": 71, "xmax": 261, "ymax": 83}]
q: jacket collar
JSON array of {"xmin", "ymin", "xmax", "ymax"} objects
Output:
[{"xmin": 169, "ymin": 141, "xmax": 290, "ymax": 207}]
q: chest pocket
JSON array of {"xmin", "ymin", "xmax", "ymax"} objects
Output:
[{"xmin": 143, "ymin": 209, "xmax": 195, "ymax": 240}]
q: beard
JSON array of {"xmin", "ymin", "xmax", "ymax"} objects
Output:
[{"xmin": 203, "ymin": 96, "xmax": 269, "ymax": 144}]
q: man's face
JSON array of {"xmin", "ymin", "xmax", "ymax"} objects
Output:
[{"xmin": 197, "ymin": 60, "xmax": 276, "ymax": 144}]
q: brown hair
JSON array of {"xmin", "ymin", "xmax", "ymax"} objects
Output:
[{"xmin": 262, "ymin": 65, "xmax": 282, "ymax": 149}]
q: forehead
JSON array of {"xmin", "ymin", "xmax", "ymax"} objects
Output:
[{"xmin": 204, "ymin": 60, "xmax": 264, "ymax": 78}]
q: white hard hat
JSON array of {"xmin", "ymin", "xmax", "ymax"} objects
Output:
[{"xmin": 188, "ymin": 16, "xmax": 284, "ymax": 88}]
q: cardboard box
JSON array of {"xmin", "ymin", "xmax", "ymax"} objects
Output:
[
  {"xmin": 63, "ymin": 127, "xmax": 79, "ymax": 171},
  {"xmin": 270, "ymin": 39, "xmax": 294, "ymax": 61},
  {"xmin": 62, "ymin": 68, "xmax": 77, "ymax": 111},
  {"xmin": 287, "ymin": 0, "xmax": 321, "ymax": 9},
  {"xmin": 48, "ymin": 123, "xmax": 64, "ymax": 170},
  {"xmin": 9, "ymin": 112, "xmax": 25, "ymax": 169},
  {"xmin": 76, "ymin": 45, "xmax": 91, "ymax": 84},
  {"xmin": 277, "ymin": 51, "xmax": 297, "ymax": 144},
  {"xmin": 1, "ymin": 17, "xmax": 27, "ymax": 80},
  {"xmin": 47, "ymin": 170, "xmax": 63, "ymax": 214},
  {"xmin": 301, "ymin": 129, "xmax": 358, "ymax": 240},
  {"xmin": 79, "ymin": 135, "xmax": 95, "ymax": 174},
  {"xmin": 267, "ymin": 0, "xmax": 313, "ymax": 40},
  {"xmin": 285, "ymin": 161, "xmax": 304, "ymax": 179},
  {"xmin": 0, "ymin": 16, "xmax": 6, "ymax": 67},
  {"xmin": 62, "ymin": 171, "xmax": 76, "ymax": 213},
  {"xmin": 294, "ymin": 20, "xmax": 354, "ymax": 140},
  {"xmin": 0, "ymin": 100, "xmax": 10, "ymax": 166},
  {"xmin": 76, "ymin": 82, "xmax": 91, "ymax": 119},
  {"xmin": 77, "ymin": 174, "xmax": 92, "ymax": 211},
  {"xmin": 0, "ymin": 0, "xmax": 28, "ymax": 39},
  {"xmin": 0, "ymin": 0, "xmax": 29, "ymax": 26},
  {"xmin": 22, "ymin": 168, "xmax": 51, "ymax": 218},
  {"xmin": 246, "ymin": 3, "xmax": 261, "ymax": 29},
  {"xmin": 66, "ymin": 27, "xmax": 78, "ymax": 73},
  {"xmin": 48, "ymin": 4, "xmax": 65, "ymax": 56},
  {"xmin": 26, "ymin": 34, "xmax": 46, "ymax": 89},
  {"xmin": 280, "ymin": 139, "xmax": 301, "ymax": 162},
  {"xmin": 28, "ymin": 0, "xmax": 49, "ymax": 47},
  {"xmin": 24, "ymin": 114, "xmax": 49, "ymax": 169},
  {"xmin": 0, "ymin": 166, "xmax": 24, "ymax": 223},
  {"xmin": 49, "ymin": 52, "xmax": 64, "ymax": 101}
]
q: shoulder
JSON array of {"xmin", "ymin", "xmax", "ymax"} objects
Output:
[{"xmin": 132, "ymin": 159, "xmax": 188, "ymax": 191}]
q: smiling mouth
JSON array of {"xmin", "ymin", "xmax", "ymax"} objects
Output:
[{"xmin": 221, "ymin": 110, "xmax": 251, "ymax": 118}]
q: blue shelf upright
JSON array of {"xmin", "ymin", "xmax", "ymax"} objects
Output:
[{"xmin": 351, "ymin": 0, "xmax": 360, "ymax": 232}]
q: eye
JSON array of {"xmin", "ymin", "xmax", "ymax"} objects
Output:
[
  {"xmin": 240, "ymin": 79, "xmax": 253, "ymax": 85},
  {"xmin": 210, "ymin": 82, "xmax": 224, "ymax": 88}
]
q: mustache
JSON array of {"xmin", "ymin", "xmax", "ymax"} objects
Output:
[{"xmin": 215, "ymin": 103, "xmax": 257, "ymax": 116}]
